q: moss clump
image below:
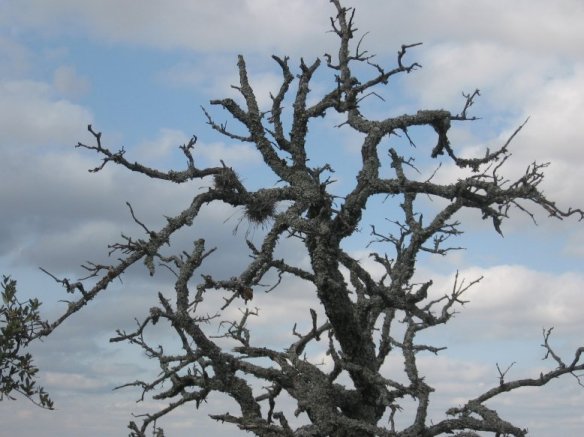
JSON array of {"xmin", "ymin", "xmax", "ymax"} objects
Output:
[
  {"xmin": 244, "ymin": 196, "xmax": 276, "ymax": 227},
  {"xmin": 213, "ymin": 168, "xmax": 242, "ymax": 192}
]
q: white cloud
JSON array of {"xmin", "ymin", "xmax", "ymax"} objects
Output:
[
  {"xmin": 0, "ymin": 145, "xmax": 207, "ymax": 272},
  {"xmin": 197, "ymin": 141, "xmax": 262, "ymax": 167},
  {"xmin": 21, "ymin": 220, "xmax": 121, "ymax": 272},
  {"xmin": 160, "ymin": 55, "xmax": 238, "ymax": 93},
  {"xmin": 0, "ymin": 0, "xmax": 330, "ymax": 55},
  {"xmin": 44, "ymin": 371, "xmax": 109, "ymax": 391},
  {"xmin": 414, "ymin": 353, "xmax": 584, "ymax": 435},
  {"xmin": 506, "ymin": 66, "xmax": 584, "ymax": 208},
  {"xmin": 424, "ymin": 265, "xmax": 584, "ymax": 340},
  {"xmin": 133, "ymin": 128, "xmax": 189, "ymax": 164},
  {"xmin": 0, "ymin": 36, "xmax": 32, "ymax": 77},
  {"xmin": 161, "ymin": 57, "xmax": 286, "ymax": 111},
  {"xmin": 244, "ymin": 71, "xmax": 287, "ymax": 110},
  {"xmin": 411, "ymin": 62, "xmax": 584, "ymax": 225},
  {"xmin": 341, "ymin": 253, "xmax": 584, "ymax": 342},
  {"xmin": 52, "ymin": 65, "xmax": 91, "ymax": 99},
  {"xmin": 354, "ymin": 0, "xmax": 584, "ymax": 60},
  {"xmin": 4, "ymin": 0, "xmax": 583, "ymax": 62},
  {"xmin": 133, "ymin": 126, "xmax": 263, "ymax": 170},
  {"xmin": 0, "ymin": 79, "xmax": 92, "ymax": 148},
  {"xmin": 405, "ymin": 41, "xmax": 567, "ymax": 112}
]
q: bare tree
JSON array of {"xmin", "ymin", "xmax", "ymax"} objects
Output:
[{"xmin": 9, "ymin": 1, "xmax": 583, "ymax": 435}]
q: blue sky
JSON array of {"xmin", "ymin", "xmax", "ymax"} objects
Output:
[{"xmin": 0, "ymin": 1, "xmax": 583, "ymax": 435}]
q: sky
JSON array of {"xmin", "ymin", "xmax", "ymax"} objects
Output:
[{"xmin": 0, "ymin": 0, "xmax": 583, "ymax": 435}]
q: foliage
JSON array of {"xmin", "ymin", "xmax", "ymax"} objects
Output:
[{"xmin": 0, "ymin": 275, "xmax": 53, "ymax": 409}]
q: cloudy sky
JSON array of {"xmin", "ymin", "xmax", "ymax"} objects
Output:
[{"xmin": 1, "ymin": 0, "xmax": 583, "ymax": 435}]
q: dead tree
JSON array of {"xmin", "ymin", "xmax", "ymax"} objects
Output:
[{"xmin": 28, "ymin": 1, "xmax": 583, "ymax": 435}]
